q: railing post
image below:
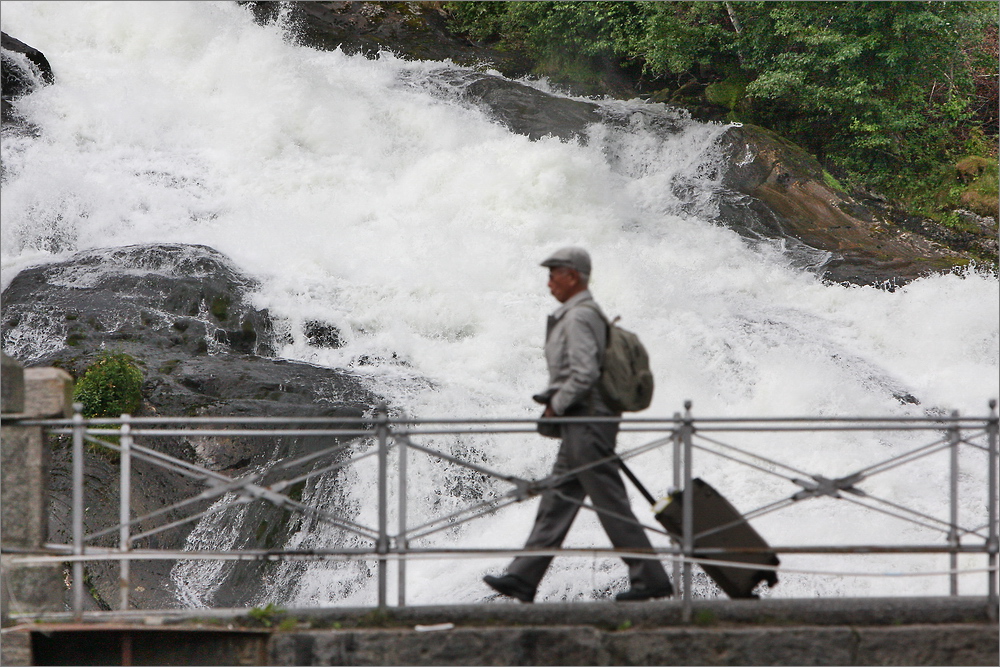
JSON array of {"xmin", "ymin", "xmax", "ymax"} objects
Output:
[
  {"xmin": 672, "ymin": 411, "xmax": 682, "ymax": 597},
  {"xmin": 376, "ymin": 403, "xmax": 389, "ymax": 609},
  {"xmin": 987, "ymin": 399, "xmax": 998, "ymax": 618},
  {"xmin": 948, "ymin": 410, "xmax": 961, "ymax": 596},
  {"xmin": 71, "ymin": 402, "xmax": 85, "ymax": 620},
  {"xmin": 397, "ymin": 433, "xmax": 408, "ymax": 607},
  {"xmin": 119, "ymin": 414, "xmax": 132, "ymax": 611},
  {"xmin": 681, "ymin": 400, "xmax": 694, "ymax": 622}
]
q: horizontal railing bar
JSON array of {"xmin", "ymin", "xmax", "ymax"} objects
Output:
[
  {"xmin": 7, "ymin": 543, "xmax": 993, "ymax": 566},
  {"xmin": 387, "ymin": 428, "xmax": 538, "ymax": 436},
  {"xmin": 19, "ymin": 541, "xmax": 994, "ymax": 557},
  {"xmin": 37, "ymin": 425, "xmax": 996, "ymax": 439},
  {"xmin": 691, "ymin": 425, "xmax": 991, "ymax": 433},
  {"xmin": 14, "ymin": 414, "xmax": 995, "ymax": 427},
  {"xmin": 49, "ymin": 428, "xmax": 376, "ymax": 438},
  {"xmin": 13, "ymin": 416, "xmax": 380, "ymax": 425}
]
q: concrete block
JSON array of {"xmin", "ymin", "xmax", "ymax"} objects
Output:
[
  {"xmin": 270, "ymin": 628, "xmax": 612, "ymax": 666},
  {"xmin": 266, "ymin": 622, "xmax": 999, "ymax": 666},
  {"xmin": 1, "ymin": 353, "xmax": 25, "ymax": 414},
  {"xmin": 853, "ymin": 624, "xmax": 999, "ymax": 666},
  {"xmin": 0, "ymin": 628, "xmax": 33, "ymax": 666},
  {"xmin": 0, "ymin": 559, "xmax": 65, "ymax": 615},
  {"xmin": 606, "ymin": 627, "xmax": 859, "ymax": 665},
  {"xmin": 1, "ymin": 424, "xmax": 51, "ymax": 549},
  {"xmin": 1, "ymin": 363, "xmax": 67, "ymax": 618},
  {"xmin": 23, "ymin": 367, "xmax": 73, "ymax": 418}
]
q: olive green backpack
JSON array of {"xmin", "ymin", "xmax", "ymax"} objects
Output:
[{"xmin": 582, "ymin": 304, "xmax": 655, "ymax": 412}]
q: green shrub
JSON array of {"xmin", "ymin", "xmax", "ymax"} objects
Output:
[{"xmin": 73, "ymin": 351, "xmax": 144, "ymax": 418}]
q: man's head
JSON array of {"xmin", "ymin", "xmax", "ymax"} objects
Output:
[{"xmin": 541, "ymin": 247, "xmax": 591, "ymax": 303}]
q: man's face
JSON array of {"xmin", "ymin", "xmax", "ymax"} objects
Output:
[{"xmin": 548, "ymin": 267, "xmax": 580, "ymax": 303}]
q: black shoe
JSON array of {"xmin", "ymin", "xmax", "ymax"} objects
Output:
[
  {"xmin": 615, "ymin": 582, "xmax": 674, "ymax": 601},
  {"xmin": 483, "ymin": 574, "xmax": 535, "ymax": 603}
]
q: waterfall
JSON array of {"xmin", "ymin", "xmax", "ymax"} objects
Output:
[{"xmin": 2, "ymin": 2, "xmax": 997, "ymax": 606}]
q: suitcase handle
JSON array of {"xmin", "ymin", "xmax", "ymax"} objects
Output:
[{"xmin": 618, "ymin": 460, "xmax": 658, "ymax": 506}]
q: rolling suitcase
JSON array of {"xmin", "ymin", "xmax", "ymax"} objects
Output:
[{"xmin": 620, "ymin": 465, "xmax": 779, "ymax": 599}]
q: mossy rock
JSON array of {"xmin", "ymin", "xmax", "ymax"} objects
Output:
[
  {"xmin": 959, "ymin": 158, "xmax": 998, "ymax": 219},
  {"xmin": 955, "ymin": 156, "xmax": 993, "ymax": 183}
]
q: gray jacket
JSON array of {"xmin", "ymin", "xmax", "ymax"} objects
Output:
[{"xmin": 542, "ymin": 290, "xmax": 615, "ymax": 416}]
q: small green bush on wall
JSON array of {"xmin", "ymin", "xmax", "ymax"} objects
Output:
[{"xmin": 73, "ymin": 351, "xmax": 144, "ymax": 418}]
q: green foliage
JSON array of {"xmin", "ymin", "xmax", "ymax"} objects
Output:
[
  {"xmin": 823, "ymin": 171, "xmax": 844, "ymax": 192},
  {"xmin": 72, "ymin": 351, "xmax": 143, "ymax": 418},
  {"xmin": 277, "ymin": 617, "xmax": 299, "ymax": 632},
  {"xmin": 731, "ymin": 2, "xmax": 993, "ymax": 177},
  {"xmin": 903, "ymin": 155, "xmax": 999, "ymax": 231},
  {"xmin": 445, "ymin": 1, "xmax": 648, "ymax": 85},
  {"xmin": 636, "ymin": 2, "xmax": 737, "ymax": 75},
  {"xmin": 247, "ymin": 603, "xmax": 286, "ymax": 628}
]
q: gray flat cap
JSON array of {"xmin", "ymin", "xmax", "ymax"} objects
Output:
[{"xmin": 540, "ymin": 247, "xmax": 591, "ymax": 276}]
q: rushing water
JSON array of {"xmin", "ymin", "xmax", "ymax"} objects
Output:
[{"xmin": 2, "ymin": 2, "xmax": 998, "ymax": 607}]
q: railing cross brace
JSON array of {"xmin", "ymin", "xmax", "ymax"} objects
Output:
[{"xmin": 791, "ymin": 472, "xmax": 867, "ymax": 501}]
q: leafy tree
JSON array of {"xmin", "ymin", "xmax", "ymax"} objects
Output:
[
  {"xmin": 447, "ymin": 1, "xmax": 649, "ymax": 86},
  {"xmin": 727, "ymin": 2, "xmax": 992, "ymax": 178}
]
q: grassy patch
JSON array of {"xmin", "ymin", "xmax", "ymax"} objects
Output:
[
  {"xmin": 210, "ymin": 295, "xmax": 231, "ymax": 322},
  {"xmin": 693, "ymin": 609, "xmax": 717, "ymax": 626},
  {"xmin": 158, "ymin": 359, "xmax": 181, "ymax": 374}
]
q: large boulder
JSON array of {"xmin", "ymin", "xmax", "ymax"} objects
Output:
[{"xmin": 1, "ymin": 243, "xmax": 378, "ymax": 609}]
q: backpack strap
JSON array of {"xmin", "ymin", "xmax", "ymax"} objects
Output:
[
  {"xmin": 577, "ymin": 301, "xmax": 619, "ymax": 344},
  {"xmin": 572, "ymin": 301, "xmax": 613, "ymax": 413}
]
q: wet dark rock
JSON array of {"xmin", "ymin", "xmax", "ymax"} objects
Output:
[
  {"xmin": 953, "ymin": 208, "xmax": 999, "ymax": 237},
  {"xmin": 439, "ymin": 69, "xmax": 601, "ymax": 142},
  {"xmin": 1, "ymin": 31, "xmax": 53, "ymax": 132},
  {"xmin": 1, "ymin": 32, "xmax": 53, "ymax": 92},
  {"xmin": 1, "ymin": 243, "xmax": 276, "ymax": 366},
  {"xmin": 2, "ymin": 243, "xmax": 379, "ymax": 609},
  {"xmin": 304, "ymin": 320, "xmax": 344, "ymax": 349}
]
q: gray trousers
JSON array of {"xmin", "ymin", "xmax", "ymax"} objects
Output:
[{"xmin": 506, "ymin": 415, "xmax": 671, "ymax": 591}]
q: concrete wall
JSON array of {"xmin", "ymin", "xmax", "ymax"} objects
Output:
[
  {"xmin": 267, "ymin": 623, "xmax": 998, "ymax": 666},
  {"xmin": 1, "ymin": 353, "xmax": 72, "ymax": 622},
  {"xmin": 1, "ymin": 619, "xmax": 995, "ymax": 666}
]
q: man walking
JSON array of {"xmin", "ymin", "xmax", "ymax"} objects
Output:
[{"xmin": 483, "ymin": 247, "xmax": 673, "ymax": 603}]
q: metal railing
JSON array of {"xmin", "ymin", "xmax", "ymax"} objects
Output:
[{"xmin": 4, "ymin": 400, "xmax": 998, "ymax": 621}]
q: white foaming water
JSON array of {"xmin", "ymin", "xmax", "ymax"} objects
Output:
[{"xmin": 3, "ymin": 2, "xmax": 998, "ymax": 606}]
